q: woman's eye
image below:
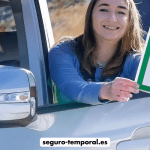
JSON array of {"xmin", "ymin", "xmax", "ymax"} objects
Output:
[
  {"xmin": 118, "ymin": 11, "xmax": 125, "ymax": 15},
  {"xmin": 100, "ymin": 9, "xmax": 108, "ymax": 12}
]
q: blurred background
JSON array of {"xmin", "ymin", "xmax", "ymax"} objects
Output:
[{"xmin": 48, "ymin": 0, "xmax": 88, "ymax": 43}]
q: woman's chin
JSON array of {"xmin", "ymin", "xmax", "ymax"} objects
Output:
[{"xmin": 101, "ymin": 36, "xmax": 121, "ymax": 42}]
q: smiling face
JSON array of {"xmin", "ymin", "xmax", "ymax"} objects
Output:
[{"xmin": 92, "ymin": 0, "xmax": 129, "ymax": 43}]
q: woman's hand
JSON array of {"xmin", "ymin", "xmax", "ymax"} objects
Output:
[{"xmin": 99, "ymin": 77, "xmax": 139, "ymax": 102}]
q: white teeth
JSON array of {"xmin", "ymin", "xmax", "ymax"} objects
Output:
[{"xmin": 104, "ymin": 25, "xmax": 119, "ymax": 30}]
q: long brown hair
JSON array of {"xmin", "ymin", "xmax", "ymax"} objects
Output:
[{"xmin": 76, "ymin": 0, "xmax": 146, "ymax": 77}]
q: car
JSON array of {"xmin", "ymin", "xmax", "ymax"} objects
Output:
[{"xmin": 0, "ymin": 0, "xmax": 150, "ymax": 149}]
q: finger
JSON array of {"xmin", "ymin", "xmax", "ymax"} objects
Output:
[
  {"xmin": 114, "ymin": 77, "xmax": 139, "ymax": 88},
  {"xmin": 114, "ymin": 90, "xmax": 133, "ymax": 98},
  {"xmin": 114, "ymin": 84, "xmax": 139, "ymax": 94},
  {"xmin": 128, "ymin": 86, "xmax": 139, "ymax": 94}
]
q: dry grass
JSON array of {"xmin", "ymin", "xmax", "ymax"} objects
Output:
[{"xmin": 50, "ymin": 4, "xmax": 88, "ymax": 43}]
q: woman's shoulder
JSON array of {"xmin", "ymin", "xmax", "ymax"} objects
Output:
[{"xmin": 49, "ymin": 37, "xmax": 77, "ymax": 54}]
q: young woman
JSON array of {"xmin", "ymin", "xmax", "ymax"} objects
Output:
[{"xmin": 49, "ymin": 0, "xmax": 146, "ymax": 105}]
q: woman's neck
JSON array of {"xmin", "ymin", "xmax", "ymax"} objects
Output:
[{"xmin": 95, "ymin": 39, "xmax": 119, "ymax": 63}]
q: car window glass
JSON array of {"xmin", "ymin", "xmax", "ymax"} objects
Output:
[
  {"xmin": 0, "ymin": 2, "xmax": 20, "ymax": 67},
  {"xmin": 0, "ymin": 6, "xmax": 16, "ymax": 31}
]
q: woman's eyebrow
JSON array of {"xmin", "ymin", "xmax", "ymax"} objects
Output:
[
  {"xmin": 98, "ymin": 3, "xmax": 128, "ymax": 10},
  {"xmin": 118, "ymin": 6, "xmax": 128, "ymax": 10},
  {"xmin": 98, "ymin": 3, "xmax": 109, "ymax": 7}
]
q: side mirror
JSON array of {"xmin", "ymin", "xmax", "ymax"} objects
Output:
[{"xmin": 0, "ymin": 66, "xmax": 37, "ymax": 128}]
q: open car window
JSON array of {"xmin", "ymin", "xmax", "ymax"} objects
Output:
[{"xmin": 46, "ymin": 0, "xmax": 150, "ymax": 105}]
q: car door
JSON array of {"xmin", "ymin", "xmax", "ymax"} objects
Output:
[
  {"xmin": 0, "ymin": 0, "xmax": 150, "ymax": 150},
  {"xmin": 1, "ymin": 97, "xmax": 150, "ymax": 150}
]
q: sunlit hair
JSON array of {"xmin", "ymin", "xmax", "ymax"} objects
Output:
[{"xmin": 76, "ymin": 0, "xmax": 146, "ymax": 77}]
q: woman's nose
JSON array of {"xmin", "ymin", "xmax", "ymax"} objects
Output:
[{"xmin": 108, "ymin": 12, "xmax": 117, "ymax": 22}]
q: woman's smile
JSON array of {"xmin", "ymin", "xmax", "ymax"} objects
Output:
[{"xmin": 103, "ymin": 25, "xmax": 120, "ymax": 30}]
